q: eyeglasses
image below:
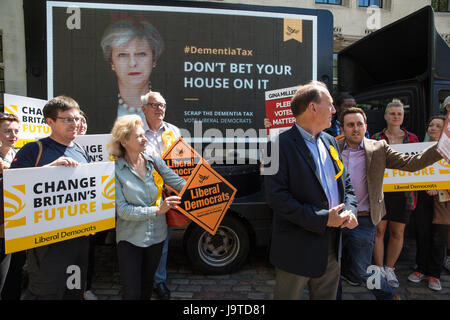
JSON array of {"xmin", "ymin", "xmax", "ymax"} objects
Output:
[
  {"xmin": 0, "ymin": 112, "xmax": 19, "ymax": 121},
  {"xmin": 56, "ymin": 116, "xmax": 81, "ymax": 124},
  {"xmin": 147, "ymin": 102, "xmax": 166, "ymax": 110}
]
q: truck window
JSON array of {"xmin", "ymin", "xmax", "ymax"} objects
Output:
[
  {"xmin": 439, "ymin": 89, "xmax": 450, "ymax": 114},
  {"xmin": 357, "ymin": 95, "xmax": 412, "ymax": 137}
]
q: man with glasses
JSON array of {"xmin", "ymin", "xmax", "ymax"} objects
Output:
[
  {"xmin": 140, "ymin": 91, "xmax": 180, "ymax": 300},
  {"xmin": 11, "ymin": 96, "xmax": 90, "ymax": 299}
]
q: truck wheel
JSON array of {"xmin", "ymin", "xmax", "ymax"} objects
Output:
[{"xmin": 184, "ymin": 215, "xmax": 250, "ymax": 274}]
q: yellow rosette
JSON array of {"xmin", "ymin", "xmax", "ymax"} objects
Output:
[
  {"xmin": 161, "ymin": 131, "xmax": 176, "ymax": 155},
  {"xmin": 329, "ymin": 145, "xmax": 344, "ymax": 181},
  {"xmin": 152, "ymin": 170, "xmax": 164, "ymax": 206}
]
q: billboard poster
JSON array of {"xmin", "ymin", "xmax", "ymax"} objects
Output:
[{"xmin": 47, "ymin": 2, "xmax": 317, "ymax": 139}]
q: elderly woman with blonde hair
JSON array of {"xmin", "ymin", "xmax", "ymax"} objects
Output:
[{"xmin": 110, "ymin": 115, "xmax": 185, "ymax": 300}]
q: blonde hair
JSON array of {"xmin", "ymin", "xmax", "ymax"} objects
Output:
[
  {"xmin": 385, "ymin": 99, "xmax": 404, "ymax": 113},
  {"xmin": 109, "ymin": 115, "xmax": 144, "ymax": 160}
]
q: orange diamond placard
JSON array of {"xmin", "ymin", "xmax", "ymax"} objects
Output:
[
  {"xmin": 162, "ymin": 137, "xmax": 203, "ymax": 181},
  {"xmin": 177, "ymin": 160, "xmax": 237, "ymax": 235}
]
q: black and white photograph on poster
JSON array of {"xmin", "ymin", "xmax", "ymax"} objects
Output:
[{"xmin": 47, "ymin": 1, "xmax": 317, "ymax": 138}]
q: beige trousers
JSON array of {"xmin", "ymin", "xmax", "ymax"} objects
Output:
[
  {"xmin": 274, "ymin": 232, "xmax": 340, "ymax": 300},
  {"xmin": 274, "ymin": 252, "xmax": 340, "ymax": 300}
]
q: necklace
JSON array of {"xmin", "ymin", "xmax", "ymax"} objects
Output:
[
  {"xmin": 118, "ymin": 82, "xmax": 152, "ymax": 114},
  {"xmin": 385, "ymin": 128, "xmax": 405, "ymax": 144},
  {"xmin": 118, "ymin": 93, "xmax": 141, "ymax": 113}
]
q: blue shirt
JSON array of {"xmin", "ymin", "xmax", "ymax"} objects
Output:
[
  {"xmin": 115, "ymin": 153, "xmax": 185, "ymax": 247},
  {"xmin": 295, "ymin": 123, "xmax": 340, "ymax": 209},
  {"xmin": 11, "ymin": 137, "xmax": 89, "ymax": 168}
]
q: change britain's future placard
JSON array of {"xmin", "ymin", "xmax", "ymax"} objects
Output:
[
  {"xmin": 74, "ymin": 134, "xmax": 114, "ymax": 163},
  {"xmin": 3, "ymin": 94, "xmax": 51, "ymax": 148},
  {"xmin": 3, "ymin": 162, "xmax": 116, "ymax": 254}
]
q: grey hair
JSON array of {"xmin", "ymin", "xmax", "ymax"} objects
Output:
[
  {"xmin": 101, "ymin": 19, "xmax": 164, "ymax": 63},
  {"xmin": 141, "ymin": 91, "xmax": 164, "ymax": 106}
]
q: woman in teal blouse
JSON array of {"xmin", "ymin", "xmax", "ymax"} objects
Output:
[{"xmin": 110, "ymin": 115, "xmax": 185, "ymax": 300}]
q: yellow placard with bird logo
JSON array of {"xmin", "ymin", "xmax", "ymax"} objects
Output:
[
  {"xmin": 3, "ymin": 162, "xmax": 116, "ymax": 253},
  {"xmin": 4, "ymin": 94, "xmax": 51, "ymax": 148}
]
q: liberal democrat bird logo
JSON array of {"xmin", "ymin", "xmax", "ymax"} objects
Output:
[
  {"xmin": 4, "ymin": 185, "xmax": 26, "ymax": 229},
  {"xmin": 101, "ymin": 176, "xmax": 115, "ymax": 210},
  {"xmin": 286, "ymin": 25, "xmax": 300, "ymax": 36},
  {"xmin": 198, "ymin": 174, "xmax": 209, "ymax": 184},
  {"xmin": 175, "ymin": 148, "xmax": 184, "ymax": 157},
  {"xmin": 438, "ymin": 158, "xmax": 450, "ymax": 174}
]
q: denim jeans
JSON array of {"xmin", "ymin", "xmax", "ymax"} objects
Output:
[
  {"xmin": 154, "ymin": 227, "xmax": 172, "ymax": 285},
  {"xmin": 342, "ymin": 217, "xmax": 394, "ymax": 300}
]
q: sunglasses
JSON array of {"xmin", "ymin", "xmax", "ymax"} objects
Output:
[{"xmin": 0, "ymin": 112, "xmax": 19, "ymax": 121}]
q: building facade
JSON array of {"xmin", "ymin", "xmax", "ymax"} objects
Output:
[{"xmin": 0, "ymin": 0, "xmax": 449, "ymax": 106}]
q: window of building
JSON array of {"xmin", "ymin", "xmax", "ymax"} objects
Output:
[
  {"xmin": 358, "ymin": 0, "xmax": 383, "ymax": 8},
  {"xmin": 315, "ymin": 0, "xmax": 342, "ymax": 5},
  {"xmin": 432, "ymin": 0, "xmax": 450, "ymax": 12}
]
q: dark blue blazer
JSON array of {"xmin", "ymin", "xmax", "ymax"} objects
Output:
[{"xmin": 265, "ymin": 125, "xmax": 357, "ymax": 278}]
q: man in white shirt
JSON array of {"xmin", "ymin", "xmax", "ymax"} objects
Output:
[{"xmin": 141, "ymin": 91, "xmax": 180, "ymax": 300}]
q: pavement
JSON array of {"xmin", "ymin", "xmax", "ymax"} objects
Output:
[{"xmin": 90, "ymin": 230, "xmax": 450, "ymax": 300}]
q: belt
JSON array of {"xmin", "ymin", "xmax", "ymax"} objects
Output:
[{"xmin": 357, "ymin": 211, "xmax": 370, "ymax": 217}]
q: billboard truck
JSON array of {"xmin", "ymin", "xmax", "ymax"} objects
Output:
[
  {"xmin": 22, "ymin": 0, "xmax": 334, "ymax": 274},
  {"xmin": 20, "ymin": 1, "xmax": 450, "ymax": 274},
  {"xmin": 338, "ymin": 5, "xmax": 450, "ymax": 140}
]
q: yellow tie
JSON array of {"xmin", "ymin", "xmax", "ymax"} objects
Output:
[{"xmin": 329, "ymin": 145, "xmax": 344, "ymax": 181}]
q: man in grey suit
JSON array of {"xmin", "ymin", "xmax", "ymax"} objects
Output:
[{"xmin": 338, "ymin": 107, "xmax": 444, "ymax": 300}]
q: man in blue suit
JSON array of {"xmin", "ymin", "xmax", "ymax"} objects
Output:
[{"xmin": 265, "ymin": 81, "xmax": 358, "ymax": 300}]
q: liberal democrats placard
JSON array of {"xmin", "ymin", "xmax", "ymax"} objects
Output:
[
  {"xmin": 3, "ymin": 162, "xmax": 115, "ymax": 253},
  {"xmin": 383, "ymin": 142, "xmax": 450, "ymax": 192}
]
